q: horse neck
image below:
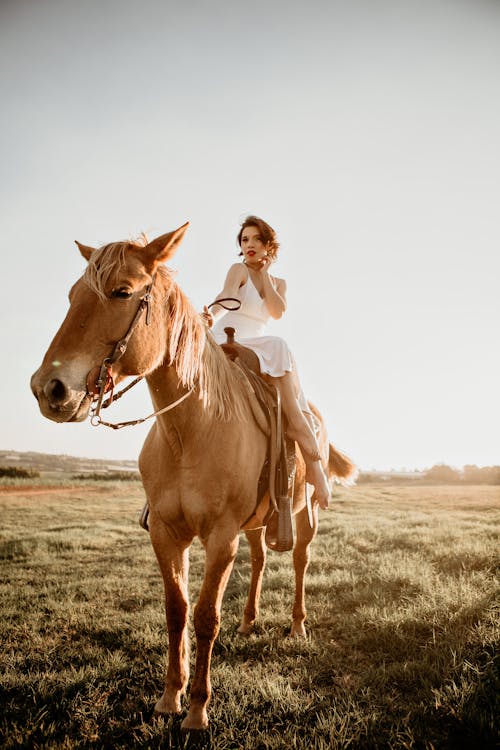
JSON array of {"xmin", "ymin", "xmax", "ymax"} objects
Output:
[
  {"xmin": 142, "ymin": 368, "xmax": 194, "ymax": 445},
  {"xmin": 143, "ymin": 339, "xmax": 226, "ymax": 442},
  {"xmin": 142, "ymin": 272, "xmax": 202, "ymax": 412},
  {"xmin": 146, "ymin": 347, "xmax": 250, "ymax": 456}
]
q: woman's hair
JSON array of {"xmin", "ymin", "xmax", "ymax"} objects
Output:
[{"xmin": 237, "ymin": 215, "xmax": 280, "ymax": 259}]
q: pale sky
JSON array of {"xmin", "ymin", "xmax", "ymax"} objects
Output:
[{"xmin": 1, "ymin": 0, "xmax": 499, "ymax": 471}]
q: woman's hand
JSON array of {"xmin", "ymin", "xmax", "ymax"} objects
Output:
[
  {"xmin": 255, "ymin": 246, "xmax": 273, "ymax": 274},
  {"xmin": 200, "ymin": 305, "xmax": 214, "ymax": 328},
  {"xmin": 258, "ymin": 256, "xmax": 272, "ymax": 273}
]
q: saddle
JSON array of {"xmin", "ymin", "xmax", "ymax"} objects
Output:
[{"xmin": 220, "ymin": 327, "xmax": 296, "ymax": 552}]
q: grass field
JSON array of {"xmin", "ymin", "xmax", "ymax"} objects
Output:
[{"xmin": 1, "ymin": 481, "xmax": 498, "ymax": 749}]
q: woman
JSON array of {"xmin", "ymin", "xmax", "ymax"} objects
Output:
[{"xmin": 203, "ymin": 215, "xmax": 331, "ymax": 509}]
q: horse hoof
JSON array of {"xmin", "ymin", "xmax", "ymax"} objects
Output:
[
  {"xmin": 237, "ymin": 621, "xmax": 254, "ymax": 635},
  {"xmin": 154, "ymin": 696, "xmax": 182, "ymax": 716},
  {"xmin": 237, "ymin": 627, "xmax": 252, "ymax": 636},
  {"xmin": 181, "ymin": 709, "xmax": 209, "ymax": 731},
  {"xmin": 290, "ymin": 623, "xmax": 307, "ymax": 638}
]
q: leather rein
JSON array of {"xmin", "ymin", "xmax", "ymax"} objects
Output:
[{"xmin": 88, "ymin": 281, "xmax": 241, "ymax": 431}]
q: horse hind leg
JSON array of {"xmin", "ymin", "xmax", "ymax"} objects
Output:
[
  {"xmin": 149, "ymin": 522, "xmax": 191, "ymax": 717},
  {"xmin": 291, "ymin": 504, "xmax": 318, "ymax": 637},
  {"xmin": 182, "ymin": 527, "xmax": 240, "ymax": 731},
  {"xmin": 237, "ymin": 527, "xmax": 267, "ymax": 635}
]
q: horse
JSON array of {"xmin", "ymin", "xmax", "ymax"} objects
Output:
[{"xmin": 31, "ymin": 223, "xmax": 356, "ymax": 730}]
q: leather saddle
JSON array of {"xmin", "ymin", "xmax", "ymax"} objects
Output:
[{"xmin": 220, "ymin": 327, "xmax": 296, "ymax": 552}]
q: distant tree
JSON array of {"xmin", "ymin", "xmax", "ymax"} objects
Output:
[
  {"xmin": 463, "ymin": 465, "xmax": 500, "ymax": 484},
  {"xmin": 71, "ymin": 471, "xmax": 141, "ymax": 481},
  {"xmin": 424, "ymin": 464, "xmax": 461, "ymax": 482},
  {"xmin": 463, "ymin": 465, "xmax": 481, "ymax": 483},
  {"xmin": 0, "ymin": 466, "xmax": 40, "ymax": 478},
  {"xmin": 358, "ymin": 472, "xmax": 377, "ymax": 483}
]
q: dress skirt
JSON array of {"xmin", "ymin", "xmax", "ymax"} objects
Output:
[{"xmin": 212, "ymin": 328, "xmax": 310, "ymax": 414}]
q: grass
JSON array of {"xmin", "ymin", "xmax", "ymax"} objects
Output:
[{"xmin": 0, "ymin": 482, "xmax": 498, "ymax": 749}]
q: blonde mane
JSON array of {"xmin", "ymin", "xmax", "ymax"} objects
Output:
[
  {"xmin": 84, "ymin": 238, "xmax": 247, "ymax": 421},
  {"xmin": 162, "ymin": 271, "xmax": 246, "ymax": 420},
  {"xmin": 84, "ymin": 234, "xmax": 149, "ymax": 301}
]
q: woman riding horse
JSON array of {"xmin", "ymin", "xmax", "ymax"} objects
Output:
[
  {"xmin": 204, "ymin": 215, "xmax": 331, "ymax": 509},
  {"xmin": 31, "ymin": 223, "xmax": 355, "ymax": 730}
]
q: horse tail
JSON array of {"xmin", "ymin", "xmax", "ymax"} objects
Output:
[{"xmin": 328, "ymin": 443, "xmax": 357, "ymax": 486}]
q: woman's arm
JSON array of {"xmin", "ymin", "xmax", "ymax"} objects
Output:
[
  {"xmin": 259, "ymin": 260, "xmax": 287, "ymax": 319},
  {"xmin": 204, "ymin": 263, "xmax": 247, "ymax": 325}
]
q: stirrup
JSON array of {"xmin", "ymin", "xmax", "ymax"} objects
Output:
[{"xmin": 265, "ymin": 495, "xmax": 294, "ymax": 552}]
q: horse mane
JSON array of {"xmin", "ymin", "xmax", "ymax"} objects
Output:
[
  {"xmin": 83, "ymin": 237, "xmax": 247, "ymax": 421},
  {"xmin": 83, "ymin": 235, "xmax": 149, "ymax": 302},
  {"xmin": 162, "ymin": 271, "xmax": 246, "ymax": 420}
]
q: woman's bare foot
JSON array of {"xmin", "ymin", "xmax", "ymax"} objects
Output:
[
  {"xmin": 305, "ymin": 460, "xmax": 330, "ymax": 509},
  {"xmin": 286, "ymin": 418, "xmax": 330, "ymax": 507}
]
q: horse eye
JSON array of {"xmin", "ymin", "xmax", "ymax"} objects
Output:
[{"xmin": 111, "ymin": 288, "xmax": 133, "ymax": 299}]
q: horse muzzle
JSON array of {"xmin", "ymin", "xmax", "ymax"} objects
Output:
[{"xmin": 30, "ymin": 368, "xmax": 92, "ymax": 423}]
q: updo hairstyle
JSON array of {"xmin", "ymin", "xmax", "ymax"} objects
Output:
[{"xmin": 237, "ymin": 216, "xmax": 280, "ymax": 259}]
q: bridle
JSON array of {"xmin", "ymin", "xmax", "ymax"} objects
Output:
[
  {"xmin": 87, "ymin": 276, "xmax": 241, "ymax": 430},
  {"xmin": 89, "ymin": 273, "xmax": 195, "ymax": 430},
  {"xmin": 87, "ymin": 272, "xmax": 178, "ymax": 430}
]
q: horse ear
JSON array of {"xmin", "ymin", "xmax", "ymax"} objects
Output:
[
  {"xmin": 75, "ymin": 241, "xmax": 96, "ymax": 261},
  {"xmin": 145, "ymin": 222, "xmax": 189, "ymax": 264}
]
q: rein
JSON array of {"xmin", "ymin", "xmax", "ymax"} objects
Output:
[
  {"xmin": 207, "ymin": 297, "xmax": 241, "ymax": 311},
  {"xmin": 88, "ymin": 289, "xmax": 241, "ymax": 430},
  {"xmin": 90, "ymin": 385, "xmax": 196, "ymax": 430}
]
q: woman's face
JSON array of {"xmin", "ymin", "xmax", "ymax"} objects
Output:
[{"xmin": 240, "ymin": 225, "xmax": 269, "ymax": 264}]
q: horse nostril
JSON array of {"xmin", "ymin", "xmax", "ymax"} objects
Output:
[{"xmin": 44, "ymin": 378, "xmax": 68, "ymax": 404}]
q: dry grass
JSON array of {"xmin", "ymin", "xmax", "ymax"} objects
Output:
[{"xmin": 0, "ymin": 482, "xmax": 498, "ymax": 749}]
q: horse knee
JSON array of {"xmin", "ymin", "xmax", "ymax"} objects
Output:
[
  {"xmin": 165, "ymin": 597, "xmax": 188, "ymax": 632},
  {"xmin": 193, "ymin": 603, "xmax": 220, "ymax": 641}
]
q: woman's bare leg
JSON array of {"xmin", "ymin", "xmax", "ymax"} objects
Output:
[
  {"xmin": 272, "ymin": 372, "xmax": 317, "ymax": 456},
  {"xmin": 270, "ymin": 372, "xmax": 330, "ymax": 509}
]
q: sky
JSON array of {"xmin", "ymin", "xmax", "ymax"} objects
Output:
[{"xmin": 1, "ymin": 0, "xmax": 499, "ymax": 471}]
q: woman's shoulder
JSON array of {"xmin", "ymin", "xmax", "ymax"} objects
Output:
[
  {"xmin": 271, "ymin": 274, "xmax": 287, "ymax": 292},
  {"xmin": 225, "ymin": 262, "xmax": 247, "ymax": 280}
]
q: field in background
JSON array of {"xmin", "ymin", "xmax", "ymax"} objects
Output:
[{"xmin": 0, "ymin": 480, "xmax": 498, "ymax": 749}]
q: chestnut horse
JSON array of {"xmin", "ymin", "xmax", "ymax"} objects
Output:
[{"xmin": 31, "ymin": 224, "xmax": 355, "ymax": 730}]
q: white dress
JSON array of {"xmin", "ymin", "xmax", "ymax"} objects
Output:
[{"xmin": 212, "ymin": 267, "xmax": 310, "ymax": 413}]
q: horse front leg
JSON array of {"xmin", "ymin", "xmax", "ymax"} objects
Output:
[
  {"xmin": 237, "ymin": 527, "xmax": 266, "ymax": 635},
  {"xmin": 291, "ymin": 504, "xmax": 318, "ymax": 637},
  {"xmin": 182, "ymin": 527, "xmax": 240, "ymax": 731},
  {"xmin": 149, "ymin": 519, "xmax": 191, "ymax": 716}
]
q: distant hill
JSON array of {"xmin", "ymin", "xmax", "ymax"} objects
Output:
[
  {"xmin": 3, "ymin": 451, "xmax": 497, "ymax": 484},
  {"xmin": 2, "ymin": 450, "xmax": 424, "ymax": 483},
  {"xmin": 0, "ymin": 450, "xmax": 138, "ymax": 475}
]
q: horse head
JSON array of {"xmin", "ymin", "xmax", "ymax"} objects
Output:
[{"xmin": 31, "ymin": 223, "xmax": 189, "ymax": 423}]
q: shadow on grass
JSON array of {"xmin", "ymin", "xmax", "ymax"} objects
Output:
[
  {"xmin": 331, "ymin": 592, "xmax": 499, "ymax": 749},
  {"xmin": 0, "ymin": 677, "xmax": 215, "ymax": 750}
]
